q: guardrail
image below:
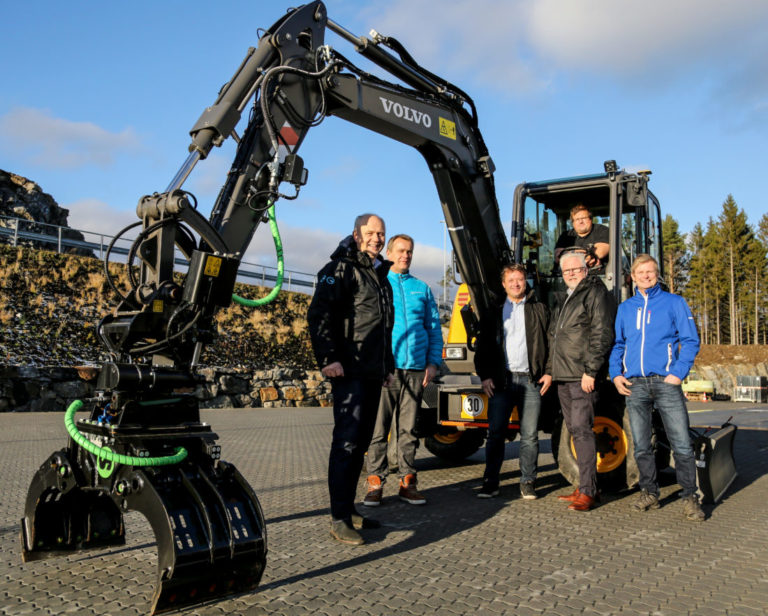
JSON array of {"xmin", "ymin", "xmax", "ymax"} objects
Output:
[{"xmin": 0, "ymin": 215, "xmax": 317, "ymax": 294}]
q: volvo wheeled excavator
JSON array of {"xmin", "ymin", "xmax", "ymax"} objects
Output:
[{"xmin": 21, "ymin": 3, "xmax": 513, "ymax": 613}]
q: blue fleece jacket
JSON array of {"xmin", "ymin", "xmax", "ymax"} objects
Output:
[
  {"xmin": 388, "ymin": 270, "xmax": 443, "ymax": 370},
  {"xmin": 609, "ymin": 283, "xmax": 700, "ymax": 380}
]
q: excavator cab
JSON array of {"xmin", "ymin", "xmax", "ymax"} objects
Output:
[
  {"xmin": 426, "ymin": 163, "xmax": 664, "ymax": 490},
  {"xmin": 512, "ymin": 165, "xmax": 662, "ymax": 306}
]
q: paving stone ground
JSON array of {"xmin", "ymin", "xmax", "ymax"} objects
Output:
[{"xmin": 1, "ymin": 406, "xmax": 767, "ymax": 616}]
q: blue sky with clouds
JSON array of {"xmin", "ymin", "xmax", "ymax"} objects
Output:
[{"xmin": 2, "ymin": 0, "xmax": 767, "ymax": 291}]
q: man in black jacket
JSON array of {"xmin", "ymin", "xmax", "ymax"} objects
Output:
[
  {"xmin": 474, "ymin": 264, "xmax": 551, "ymax": 500},
  {"xmin": 307, "ymin": 213, "xmax": 395, "ymax": 546},
  {"xmin": 547, "ymin": 251, "xmax": 616, "ymax": 511}
]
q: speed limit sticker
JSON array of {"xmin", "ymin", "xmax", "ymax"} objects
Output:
[{"xmin": 461, "ymin": 394, "xmax": 485, "ymax": 418}]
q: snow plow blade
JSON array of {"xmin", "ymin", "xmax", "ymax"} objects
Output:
[{"xmin": 693, "ymin": 423, "xmax": 738, "ymax": 504}]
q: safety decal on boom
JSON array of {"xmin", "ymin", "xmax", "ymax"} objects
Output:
[
  {"xmin": 270, "ymin": 121, "xmax": 300, "ymax": 162},
  {"xmin": 439, "ymin": 117, "xmax": 456, "ymax": 140}
]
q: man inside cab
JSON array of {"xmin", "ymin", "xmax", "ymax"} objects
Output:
[{"xmin": 554, "ymin": 204, "xmax": 609, "ymax": 273}]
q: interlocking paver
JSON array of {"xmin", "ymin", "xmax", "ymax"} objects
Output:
[{"xmin": 1, "ymin": 407, "xmax": 767, "ymax": 615}]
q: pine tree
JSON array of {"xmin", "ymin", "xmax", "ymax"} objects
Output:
[
  {"xmin": 661, "ymin": 214, "xmax": 687, "ymax": 294},
  {"xmin": 717, "ymin": 195, "xmax": 752, "ymax": 344}
]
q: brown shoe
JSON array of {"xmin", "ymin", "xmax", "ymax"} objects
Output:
[
  {"xmin": 363, "ymin": 475, "xmax": 383, "ymax": 507},
  {"xmin": 557, "ymin": 489, "xmax": 581, "ymax": 502},
  {"xmin": 330, "ymin": 519, "xmax": 364, "ymax": 546},
  {"xmin": 399, "ymin": 473, "xmax": 426, "ymax": 505},
  {"xmin": 568, "ymin": 492, "xmax": 600, "ymax": 511}
]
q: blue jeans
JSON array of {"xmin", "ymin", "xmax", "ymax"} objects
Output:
[
  {"xmin": 624, "ymin": 376, "xmax": 697, "ymax": 498},
  {"xmin": 484, "ymin": 373, "xmax": 541, "ymax": 485}
]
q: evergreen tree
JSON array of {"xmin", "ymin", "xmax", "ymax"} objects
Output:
[
  {"xmin": 717, "ymin": 195, "xmax": 752, "ymax": 344},
  {"xmin": 661, "ymin": 214, "xmax": 687, "ymax": 294}
]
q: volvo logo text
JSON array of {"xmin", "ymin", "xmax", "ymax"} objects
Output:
[{"xmin": 379, "ymin": 97, "xmax": 432, "ymax": 128}]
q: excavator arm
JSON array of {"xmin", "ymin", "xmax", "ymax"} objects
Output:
[
  {"xmin": 21, "ymin": 3, "xmax": 511, "ymax": 613},
  {"xmin": 97, "ymin": 0, "xmax": 509, "ymax": 373}
]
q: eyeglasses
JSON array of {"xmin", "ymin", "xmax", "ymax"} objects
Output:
[{"xmin": 562, "ymin": 267, "xmax": 586, "ymax": 275}]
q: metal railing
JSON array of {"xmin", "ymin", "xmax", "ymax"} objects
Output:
[{"xmin": 0, "ymin": 214, "xmax": 317, "ymax": 294}]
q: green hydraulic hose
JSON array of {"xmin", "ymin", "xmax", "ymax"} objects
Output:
[
  {"xmin": 232, "ymin": 203, "xmax": 284, "ymax": 307},
  {"xmin": 64, "ymin": 400, "xmax": 188, "ymax": 468}
]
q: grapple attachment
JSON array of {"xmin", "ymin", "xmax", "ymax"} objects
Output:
[{"xmin": 21, "ymin": 396, "xmax": 267, "ymax": 615}]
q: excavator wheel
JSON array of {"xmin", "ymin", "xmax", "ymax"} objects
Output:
[
  {"xmin": 553, "ymin": 409, "xmax": 639, "ymax": 492},
  {"xmin": 424, "ymin": 428, "xmax": 486, "ymax": 463}
]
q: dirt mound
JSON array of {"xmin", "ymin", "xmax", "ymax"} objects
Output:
[{"xmin": 696, "ymin": 345, "xmax": 768, "ymax": 366}]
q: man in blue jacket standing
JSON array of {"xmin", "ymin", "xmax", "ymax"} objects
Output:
[
  {"xmin": 364, "ymin": 234, "xmax": 443, "ymax": 507},
  {"xmin": 609, "ymin": 254, "xmax": 705, "ymax": 521}
]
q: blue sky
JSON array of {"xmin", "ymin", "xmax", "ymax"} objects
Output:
[{"xmin": 2, "ymin": 0, "xmax": 767, "ymax": 294}]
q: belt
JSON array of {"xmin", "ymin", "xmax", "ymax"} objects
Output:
[{"xmin": 507, "ymin": 371, "xmax": 529, "ymax": 377}]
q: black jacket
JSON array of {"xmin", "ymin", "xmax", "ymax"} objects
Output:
[
  {"xmin": 474, "ymin": 288, "xmax": 549, "ymax": 390},
  {"xmin": 546, "ymin": 275, "xmax": 616, "ymax": 382},
  {"xmin": 307, "ymin": 236, "xmax": 394, "ymax": 380}
]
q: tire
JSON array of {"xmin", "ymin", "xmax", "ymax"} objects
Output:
[
  {"xmin": 553, "ymin": 405, "xmax": 639, "ymax": 492},
  {"xmin": 424, "ymin": 428, "xmax": 486, "ymax": 462}
]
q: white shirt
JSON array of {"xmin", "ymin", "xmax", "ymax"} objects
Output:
[{"xmin": 502, "ymin": 296, "xmax": 528, "ymax": 373}]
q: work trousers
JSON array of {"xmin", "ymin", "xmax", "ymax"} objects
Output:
[
  {"xmin": 624, "ymin": 375, "xmax": 697, "ymax": 498},
  {"xmin": 484, "ymin": 372, "xmax": 541, "ymax": 486},
  {"xmin": 557, "ymin": 381, "xmax": 598, "ymax": 497},
  {"xmin": 367, "ymin": 369, "xmax": 423, "ymax": 479},
  {"xmin": 328, "ymin": 377, "xmax": 382, "ymax": 521}
]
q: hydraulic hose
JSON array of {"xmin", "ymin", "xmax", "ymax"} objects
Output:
[
  {"xmin": 232, "ymin": 203, "xmax": 284, "ymax": 306},
  {"xmin": 64, "ymin": 400, "xmax": 188, "ymax": 468}
]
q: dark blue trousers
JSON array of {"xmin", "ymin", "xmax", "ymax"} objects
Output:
[{"xmin": 329, "ymin": 377, "xmax": 382, "ymax": 521}]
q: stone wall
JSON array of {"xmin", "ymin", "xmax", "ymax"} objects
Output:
[
  {"xmin": 0, "ymin": 366, "xmax": 332, "ymax": 412},
  {"xmin": 3, "ymin": 362, "xmax": 766, "ymax": 413},
  {"xmin": 693, "ymin": 362, "xmax": 768, "ymax": 399}
]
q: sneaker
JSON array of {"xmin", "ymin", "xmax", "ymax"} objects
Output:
[
  {"xmin": 330, "ymin": 519, "xmax": 364, "ymax": 546},
  {"xmin": 632, "ymin": 489, "xmax": 660, "ymax": 511},
  {"xmin": 363, "ymin": 475, "xmax": 383, "ymax": 507},
  {"xmin": 477, "ymin": 480, "xmax": 499, "ymax": 499},
  {"xmin": 399, "ymin": 473, "xmax": 426, "ymax": 505},
  {"xmin": 520, "ymin": 481, "xmax": 537, "ymax": 500},
  {"xmin": 681, "ymin": 495, "xmax": 705, "ymax": 522}
]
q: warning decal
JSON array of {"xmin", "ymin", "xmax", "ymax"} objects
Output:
[{"xmin": 439, "ymin": 117, "xmax": 457, "ymax": 140}]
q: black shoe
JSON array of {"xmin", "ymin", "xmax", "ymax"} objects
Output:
[
  {"xmin": 330, "ymin": 519, "xmax": 364, "ymax": 545},
  {"xmin": 477, "ymin": 480, "xmax": 499, "ymax": 499},
  {"xmin": 351, "ymin": 511, "xmax": 381, "ymax": 530}
]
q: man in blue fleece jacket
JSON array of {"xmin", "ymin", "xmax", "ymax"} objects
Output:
[
  {"xmin": 364, "ymin": 234, "xmax": 443, "ymax": 507},
  {"xmin": 609, "ymin": 254, "xmax": 705, "ymax": 521}
]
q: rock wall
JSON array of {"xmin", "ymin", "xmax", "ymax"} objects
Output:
[
  {"xmin": 0, "ymin": 366, "xmax": 332, "ymax": 412},
  {"xmin": 693, "ymin": 362, "xmax": 768, "ymax": 399},
  {"xmin": 0, "ymin": 169, "xmax": 90, "ymax": 255}
]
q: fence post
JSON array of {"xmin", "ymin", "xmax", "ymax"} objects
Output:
[
  {"xmin": 13, "ymin": 219, "xmax": 19, "ymax": 247},
  {"xmin": 58, "ymin": 226, "xmax": 62, "ymax": 253}
]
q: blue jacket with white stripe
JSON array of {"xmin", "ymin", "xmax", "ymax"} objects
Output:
[
  {"xmin": 388, "ymin": 270, "xmax": 443, "ymax": 370},
  {"xmin": 609, "ymin": 283, "xmax": 700, "ymax": 381}
]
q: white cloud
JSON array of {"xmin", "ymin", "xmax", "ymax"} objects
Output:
[
  {"xmin": 65, "ymin": 199, "xmax": 139, "ymax": 236},
  {"xmin": 0, "ymin": 107, "xmax": 141, "ymax": 170},
  {"xmin": 240, "ymin": 223, "xmax": 449, "ymax": 293},
  {"xmin": 528, "ymin": 0, "xmax": 768, "ymax": 70},
  {"xmin": 357, "ymin": 0, "xmax": 768, "ymax": 96},
  {"xmin": 357, "ymin": 0, "xmax": 548, "ymax": 94}
]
